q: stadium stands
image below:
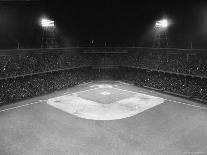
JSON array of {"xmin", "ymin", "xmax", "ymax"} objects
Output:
[
  {"xmin": 0, "ymin": 51, "xmax": 92, "ymax": 79},
  {"xmin": 121, "ymin": 49, "xmax": 207, "ymax": 77},
  {"xmin": 0, "ymin": 67, "xmax": 96, "ymax": 105},
  {"xmin": 1, "ymin": 47, "xmax": 207, "ymax": 105}
]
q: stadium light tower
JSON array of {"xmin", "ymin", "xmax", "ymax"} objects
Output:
[
  {"xmin": 40, "ymin": 17, "xmax": 58, "ymax": 48},
  {"xmin": 153, "ymin": 18, "xmax": 169, "ymax": 48}
]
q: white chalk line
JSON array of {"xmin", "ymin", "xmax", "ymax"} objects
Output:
[
  {"xmin": 1, "ymin": 83, "xmax": 207, "ymax": 113},
  {"xmin": 165, "ymin": 99, "xmax": 207, "ymax": 110},
  {"xmin": 122, "ymin": 86, "xmax": 207, "ymax": 110},
  {"xmin": 116, "ymin": 82, "xmax": 207, "ymax": 111},
  {"xmin": 112, "ymin": 87, "xmax": 137, "ymax": 94},
  {"xmin": 0, "ymin": 85, "xmax": 136, "ymax": 113},
  {"xmin": 63, "ymin": 87, "xmax": 100, "ymax": 96},
  {"xmin": 112, "ymin": 87, "xmax": 164, "ymax": 100},
  {"xmin": 0, "ymin": 86, "xmax": 101, "ymax": 113},
  {"xmin": 0, "ymin": 101, "xmax": 43, "ymax": 113}
]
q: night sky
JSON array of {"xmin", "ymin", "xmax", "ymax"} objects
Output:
[{"xmin": 0, "ymin": 0, "xmax": 207, "ymax": 48}]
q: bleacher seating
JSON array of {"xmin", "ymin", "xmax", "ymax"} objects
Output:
[{"xmin": 1, "ymin": 47, "xmax": 207, "ymax": 106}]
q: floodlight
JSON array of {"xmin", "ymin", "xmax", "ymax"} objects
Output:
[
  {"xmin": 41, "ymin": 18, "xmax": 55, "ymax": 27},
  {"xmin": 153, "ymin": 18, "xmax": 170, "ymax": 47},
  {"xmin": 155, "ymin": 19, "xmax": 168, "ymax": 28}
]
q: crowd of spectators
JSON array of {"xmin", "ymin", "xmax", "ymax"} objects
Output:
[
  {"xmin": 118, "ymin": 67, "xmax": 207, "ymax": 101},
  {"xmin": 1, "ymin": 49, "xmax": 207, "ymax": 106},
  {"xmin": 2, "ymin": 49, "xmax": 207, "ymax": 78},
  {"xmin": 0, "ymin": 52, "xmax": 92, "ymax": 78},
  {"xmin": 1, "ymin": 66, "xmax": 207, "ymax": 105},
  {"xmin": 121, "ymin": 51, "xmax": 207, "ymax": 77},
  {"xmin": 0, "ymin": 67, "xmax": 96, "ymax": 105}
]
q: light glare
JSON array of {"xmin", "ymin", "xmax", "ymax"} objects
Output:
[
  {"xmin": 41, "ymin": 18, "xmax": 55, "ymax": 27},
  {"xmin": 155, "ymin": 19, "xmax": 168, "ymax": 28}
]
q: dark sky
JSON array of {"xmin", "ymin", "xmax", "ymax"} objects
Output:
[{"xmin": 0, "ymin": 0, "xmax": 207, "ymax": 48}]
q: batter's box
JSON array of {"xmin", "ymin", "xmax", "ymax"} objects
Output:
[{"xmin": 76, "ymin": 87, "xmax": 136, "ymax": 104}]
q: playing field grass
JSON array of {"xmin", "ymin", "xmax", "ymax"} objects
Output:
[{"xmin": 0, "ymin": 81, "xmax": 207, "ymax": 154}]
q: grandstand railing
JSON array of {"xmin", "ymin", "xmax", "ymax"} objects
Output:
[{"xmin": 1, "ymin": 46, "xmax": 207, "ymax": 55}]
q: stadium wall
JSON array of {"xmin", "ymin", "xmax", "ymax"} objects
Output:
[{"xmin": 1, "ymin": 46, "xmax": 207, "ymax": 55}]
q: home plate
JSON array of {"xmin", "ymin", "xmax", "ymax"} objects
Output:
[
  {"xmin": 100, "ymin": 91, "xmax": 111, "ymax": 95},
  {"xmin": 47, "ymin": 92, "xmax": 164, "ymax": 120}
]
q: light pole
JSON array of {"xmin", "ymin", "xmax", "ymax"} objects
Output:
[
  {"xmin": 153, "ymin": 18, "xmax": 169, "ymax": 48},
  {"xmin": 40, "ymin": 17, "xmax": 58, "ymax": 48}
]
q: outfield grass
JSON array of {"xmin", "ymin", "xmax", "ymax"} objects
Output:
[{"xmin": 0, "ymin": 81, "xmax": 207, "ymax": 154}]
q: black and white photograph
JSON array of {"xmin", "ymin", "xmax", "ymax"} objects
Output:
[{"xmin": 0, "ymin": 0, "xmax": 207, "ymax": 154}]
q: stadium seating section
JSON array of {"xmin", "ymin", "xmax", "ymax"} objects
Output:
[{"xmin": 0, "ymin": 48, "xmax": 207, "ymax": 105}]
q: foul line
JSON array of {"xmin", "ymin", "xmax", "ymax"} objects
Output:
[
  {"xmin": 116, "ymin": 83, "xmax": 207, "ymax": 111},
  {"xmin": 0, "ymin": 101, "xmax": 42, "ymax": 113},
  {"xmin": 112, "ymin": 87, "xmax": 140, "ymax": 94},
  {"xmin": 164, "ymin": 99, "xmax": 207, "ymax": 110},
  {"xmin": 1, "ymin": 84, "xmax": 207, "ymax": 113},
  {"xmin": 63, "ymin": 87, "xmax": 101, "ymax": 96},
  {"xmin": 112, "ymin": 87, "xmax": 163, "ymax": 99},
  {"xmin": 0, "ymin": 86, "xmax": 101, "ymax": 113},
  {"xmin": 72, "ymin": 85, "xmax": 207, "ymax": 111}
]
